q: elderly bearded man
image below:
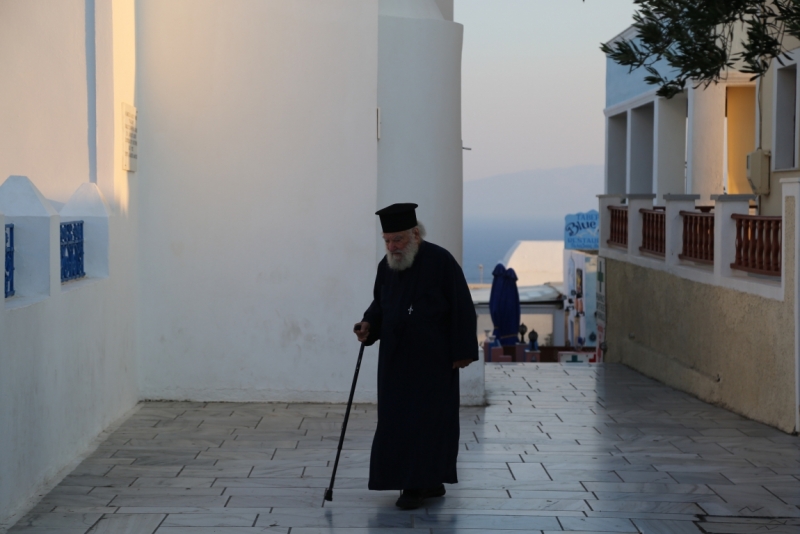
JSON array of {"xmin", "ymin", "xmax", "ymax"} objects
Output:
[{"xmin": 354, "ymin": 203, "xmax": 478, "ymax": 510}]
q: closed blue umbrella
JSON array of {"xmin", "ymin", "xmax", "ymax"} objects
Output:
[{"xmin": 489, "ymin": 263, "xmax": 521, "ymax": 346}]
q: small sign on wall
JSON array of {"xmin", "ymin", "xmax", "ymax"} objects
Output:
[
  {"xmin": 122, "ymin": 103, "xmax": 138, "ymax": 172},
  {"xmin": 564, "ymin": 210, "xmax": 599, "ymax": 250}
]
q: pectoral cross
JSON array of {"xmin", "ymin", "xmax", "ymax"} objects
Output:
[{"xmin": 408, "ymin": 305, "xmax": 413, "ymax": 315}]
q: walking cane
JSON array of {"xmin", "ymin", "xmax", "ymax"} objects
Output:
[{"xmin": 323, "ymin": 335, "xmax": 366, "ymax": 505}]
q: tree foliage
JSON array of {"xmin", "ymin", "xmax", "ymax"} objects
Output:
[{"xmin": 600, "ymin": 0, "xmax": 800, "ymax": 98}]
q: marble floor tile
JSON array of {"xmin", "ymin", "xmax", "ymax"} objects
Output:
[
  {"xmin": 557, "ymin": 516, "xmax": 637, "ymax": 532},
  {"xmin": 8, "ymin": 528, "xmax": 90, "ymax": 534},
  {"xmin": 131, "ymin": 478, "xmax": 216, "ymax": 487},
  {"xmin": 255, "ymin": 511, "xmax": 413, "ymax": 529},
  {"xmin": 87, "ymin": 513, "xmax": 165, "ymax": 533},
  {"xmin": 109, "ymin": 496, "xmax": 230, "ymax": 508},
  {"xmin": 11, "ymin": 513, "xmax": 102, "ymax": 529},
  {"xmin": 288, "ymin": 530, "xmax": 415, "ymax": 534},
  {"xmin": 156, "ymin": 528, "xmax": 288, "ymax": 534},
  {"xmin": 412, "ymin": 513, "xmax": 560, "ymax": 530},
  {"xmin": 159, "ymin": 512, "xmax": 258, "ymax": 527},
  {"xmin": 587, "ymin": 500, "xmax": 703, "ymax": 514},
  {"xmin": 631, "ymin": 519, "xmax": 703, "ymax": 534}
]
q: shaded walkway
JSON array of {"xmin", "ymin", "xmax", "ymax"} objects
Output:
[{"xmin": 8, "ymin": 364, "xmax": 800, "ymax": 533}]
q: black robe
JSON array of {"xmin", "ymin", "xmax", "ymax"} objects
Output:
[{"xmin": 362, "ymin": 241, "xmax": 478, "ymax": 490}]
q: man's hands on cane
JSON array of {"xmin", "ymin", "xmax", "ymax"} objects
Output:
[{"xmin": 354, "ymin": 322, "xmax": 370, "ymax": 343}]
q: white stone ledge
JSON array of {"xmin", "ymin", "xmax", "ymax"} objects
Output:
[
  {"xmin": 4, "ymin": 293, "xmax": 49, "ymax": 311},
  {"xmin": 599, "ymin": 187, "xmax": 791, "ymax": 301}
]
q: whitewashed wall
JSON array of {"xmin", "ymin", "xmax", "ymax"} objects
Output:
[
  {"xmin": 135, "ymin": 0, "xmax": 382, "ymax": 402},
  {"xmin": 0, "ymin": 0, "xmax": 140, "ymax": 526},
  {"xmin": 378, "ymin": 0, "xmax": 464, "ymax": 262}
]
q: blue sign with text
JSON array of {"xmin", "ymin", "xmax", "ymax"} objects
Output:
[{"xmin": 564, "ymin": 210, "xmax": 599, "ymax": 250}]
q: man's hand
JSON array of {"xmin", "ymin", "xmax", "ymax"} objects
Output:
[
  {"xmin": 354, "ymin": 322, "xmax": 370, "ymax": 343},
  {"xmin": 453, "ymin": 359, "xmax": 473, "ymax": 369}
]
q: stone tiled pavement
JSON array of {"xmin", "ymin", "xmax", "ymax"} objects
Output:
[{"xmin": 7, "ymin": 363, "xmax": 800, "ymax": 534}]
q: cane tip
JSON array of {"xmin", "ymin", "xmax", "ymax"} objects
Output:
[{"xmin": 324, "ymin": 489, "xmax": 333, "ymax": 502}]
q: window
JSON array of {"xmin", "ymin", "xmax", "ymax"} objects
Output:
[
  {"xmin": 775, "ymin": 64, "xmax": 797, "ymax": 170},
  {"xmin": 60, "ymin": 221, "xmax": 85, "ymax": 283},
  {"xmin": 4, "ymin": 224, "xmax": 13, "ymax": 298}
]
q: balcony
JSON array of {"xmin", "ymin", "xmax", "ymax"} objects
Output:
[{"xmin": 598, "ymin": 185, "xmax": 798, "ymax": 301}]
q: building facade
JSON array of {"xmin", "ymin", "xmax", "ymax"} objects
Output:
[{"xmin": 600, "ymin": 25, "xmax": 800, "ymax": 435}]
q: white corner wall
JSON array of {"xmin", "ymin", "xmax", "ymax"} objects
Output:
[
  {"xmin": 0, "ymin": 2, "xmax": 140, "ymax": 526},
  {"xmin": 136, "ymin": 0, "xmax": 380, "ymax": 402},
  {"xmin": 377, "ymin": 7, "xmax": 464, "ymax": 262}
]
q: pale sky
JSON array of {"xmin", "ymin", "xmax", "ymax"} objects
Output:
[{"xmin": 455, "ymin": 0, "xmax": 637, "ymax": 182}]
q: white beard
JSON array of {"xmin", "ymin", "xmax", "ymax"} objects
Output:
[{"xmin": 386, "ymin": 239, "xmax": 420, "ymax": 271}]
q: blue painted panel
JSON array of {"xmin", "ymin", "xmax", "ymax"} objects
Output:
[
  {"xmin": 564, "ymin": 210, "xmax": 599, "ymax": 250},
  {"xmin": 60, "ymin": 221, "xmax": 85, "ymax": 283},
  {"xmin": 4, "ymin": 224, "xmax": 14, "ymax": 298}
]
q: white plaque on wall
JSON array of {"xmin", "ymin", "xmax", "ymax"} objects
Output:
[{"xmin": 122, "ymin": 103, "xmax": 138, "ymax": 172}]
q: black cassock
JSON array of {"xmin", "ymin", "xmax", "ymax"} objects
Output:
[{"xmin": 362, "ymin": 241, "xmax": 478, "ymax": 490}]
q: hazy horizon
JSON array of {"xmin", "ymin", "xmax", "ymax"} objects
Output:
[{"xmin": 456, "ymin": 0, "xmax": 636, "ymax": 186}]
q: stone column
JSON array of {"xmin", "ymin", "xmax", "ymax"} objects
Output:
[
  {"xmin": 712, "ymin": 194, "xmax": 755, "ymax": 278},
  {"xmin": 626, "ymin": 194, "xmax": 656, "ymax": 257},
  {"xmin": 598, "ymin": 194, "xmax": 625, "ymax": 254}
]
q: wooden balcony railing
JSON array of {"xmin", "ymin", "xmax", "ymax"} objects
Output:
[
  {"xmin": 639, "ymin": 208, "xmax": 665, "ymax": 256},
  {"xmin": 607, "ymin": 206, "xmax": 628, "ymax": 248},
  {"xmin": 731, "ymin": 215, "xmax": 782, "ymax": 276},
  {"xmin": 679, "ymin": 211, "xmax": 714, "ymax": 264}
]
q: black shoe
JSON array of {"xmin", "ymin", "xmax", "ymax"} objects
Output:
[
  {"xmin": 421, "ymin": 484, "xmax": 446, "ymax": 499},
  {"xmin": 395, "ymin": 484, "xmax": 446, "ymax": 509}
]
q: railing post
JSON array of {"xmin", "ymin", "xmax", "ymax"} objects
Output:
[
  {"xmin": 626, "ymin": 194, "xmax": 656, "ymax": 257},
  {"xmin": 712, "ymin": 194, "xmax": 755, "ymax": 278},
  {"xmin": 664, "ymin": 194, "xmax": 700, "ymax": 266},
  {"xmin": 598, "ymin": 194, "xmax": 625, "ymax": 254}
]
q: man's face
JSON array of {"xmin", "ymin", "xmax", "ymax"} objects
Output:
[
  {"xmin": 384, "ymin": 231, "xmax": 412, "ymax": 259},
  {"xmin": 383, "ymin": 228, "xmax": 420, "ymax": 271}
]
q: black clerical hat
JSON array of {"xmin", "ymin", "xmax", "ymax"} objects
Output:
[{"xmin": 375, "ymin": 203, "xmax": 418, "ymax": 233}]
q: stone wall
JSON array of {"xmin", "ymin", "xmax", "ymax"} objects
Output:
[{"xmin": 604, "ymin": 197, "xmax": 796, "ymax": 433}]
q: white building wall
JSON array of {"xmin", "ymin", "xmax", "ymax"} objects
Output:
[
  {"xmin": 135, "ymin": 0, "xmax": 382, "ymax": 402},
  {"xmin": 0, "ymin": 1, "xmax": 140, "ymax": 525},
  {"xmin": 377, "ymin": 1, "xmax": 464, "ymax": 262}
]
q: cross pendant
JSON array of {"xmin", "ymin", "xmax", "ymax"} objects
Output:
[{"xmin": 408, "ymin": 305, "xmax": 413, "ymax": 315}]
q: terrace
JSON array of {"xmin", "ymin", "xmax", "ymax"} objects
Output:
[{"xmin": 6, "ymin": 363, "xmax": 799, "ymax": 534}]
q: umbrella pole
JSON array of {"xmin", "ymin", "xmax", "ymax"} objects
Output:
[{"xmin": 323, "ymin": 342, "xmax": 365, "ymax": 506}]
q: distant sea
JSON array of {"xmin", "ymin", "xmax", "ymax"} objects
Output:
[
  {"xmin": 460, "ymin": 165, "xmax": 603, "ymax": 284},
  {"xmin": 462, "ymin": 217, "xmax": 563, "ymax": 284}
]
